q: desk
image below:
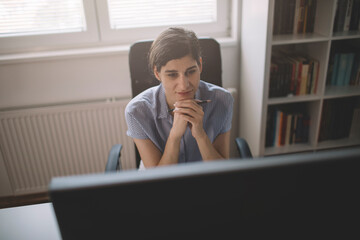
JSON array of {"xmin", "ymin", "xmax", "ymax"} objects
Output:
[{"xmin": 0, "ymin": 203, "xmax": 61, "ymax": 240}]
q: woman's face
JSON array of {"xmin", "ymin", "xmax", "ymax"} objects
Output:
[{"xmin": 154, "ymin": 55, "xmax": 202, "ymax": 108}]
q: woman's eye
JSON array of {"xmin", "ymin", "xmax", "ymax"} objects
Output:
[
  {"xmin": 167, "ymin": 73, "xmax": 178, "ymax": 78},
  {"xmin": 186, "ymin": 70, "xmax": 196, "ymax": 76}
]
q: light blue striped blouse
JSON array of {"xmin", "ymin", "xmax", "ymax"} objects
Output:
[{"xmin": 125, "ymin": 80, "xmax": 234, "ymax": 164}]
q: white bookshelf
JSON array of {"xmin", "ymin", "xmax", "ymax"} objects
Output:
[{"xmin": 239, "ymin": 0, "xmax": 360, "ymax": 157}]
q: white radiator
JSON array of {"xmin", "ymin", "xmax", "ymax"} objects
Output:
[
  {"xmin": 0, "ymin": 100, "xmax": 135, "ymax": 195},
  {"xmin": 0, "ymin": 89, "xmax": 238, "ymax": 196}
]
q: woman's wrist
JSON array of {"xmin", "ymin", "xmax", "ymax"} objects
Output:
[
  {"xmin": 193, "ymin": 128, "xmax": 207, "ymax": 140},
  {"xmin": 168, "ymin": 130, "xmax": 182, "ymax": 144}
]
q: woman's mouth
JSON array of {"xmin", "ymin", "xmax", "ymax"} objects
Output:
[{"xmin": 176, "ymin": 90, "xmax": 193, "ymax": 98}]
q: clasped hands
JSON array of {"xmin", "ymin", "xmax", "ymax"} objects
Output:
[{"xmin": 171, "ymin": 99, "xmax": 206, "ymax": 139}]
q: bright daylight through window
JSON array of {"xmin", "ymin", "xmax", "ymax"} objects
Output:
[
  {"xmin": 0, "ymin": 0, "xmax": 230, "ymax": 54},
  {"xmin": 0, "ymin": 0, "xmax": 86, "ymax": 37},
  {"xmin": 107, "ymin": 0, "xmax": 217, "ymax": 29}
]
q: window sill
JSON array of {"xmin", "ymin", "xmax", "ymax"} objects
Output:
[{"xmin": 0, "ymin": 37, "xmax": 237, "ymax": 65}]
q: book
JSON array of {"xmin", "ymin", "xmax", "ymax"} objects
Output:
[
  {"xmin": 303, "ymin": 0, "xmax": 309, "ymax": 33},
  {"xmin": 273, "ymin": 0, "xmax": 282, "ymax": 34},
  {"xmin": 266, "ymin": 108, "xmax": 276, "ymax": 147},
  {"xmin": 344, "ymin": 0, "xmax": 354, "ymax": 31},
  {"xmin": 349, "ymin": 0, "xmax": 360, "ymax": 30},
  {"xmin": 352, "ymin": 58, "xmax": 360, "ymax": 85},
  {"xmin": 274, "ymin": 110, "xmax": 282, "ymax": 147},
  {"xmin": 297, "ymin": 0, "xmax": 306, "ymax": 33},
  {"xmin": 293, "ymin": 0, "xmax": 301, "ymax": 34},
  {"xmin": 331, "ymin": 53, "xmax": 341, "ymax": 85},
  {"xmin": 344, "ymin": 53, "xmax": 355, "ymax": 85},
  {"xmin": 285, "ymin": 114, "xmax": 293, "ymax": 145},
  {"xmin": 333, "ymin": 0, "xmax": 350, "ymax": 32},
  {"xmin": 306, "ymin": 0, "xmax": 317, "ymax": 32},
  {"xmin": 295, "ymin": 57, "xmax": 304, "ymax": 95},
  {"xmin": 287, "ymin": 0, "xmax": 297, "ymax": 34},
  {"xmin": 300, "ymin": 61, "xmax": 309, "ymax": 94},
  {"xmin": 306, "ymin": 59, "xmax": 314, "ymax": 94},
  {"xmin": 280, "ymin": 111, "xmax": 287, "ymax": 146},
  {"xmin": 336, "ymin": 53, "xmax": 350, "ymax": 86},
  {"xmin": 349, "ymin": 107, "xmax": 360, "ymax": 139},
  {"xmin": 287, "ymin": 57, "xmax": 297, "ymax": 95},
  {"xmin": 291, "ymin": 115, "xmax": 298, "ymax": 144},
  {"xmin": 311, "ymin": 60, "xmax": 320, "ymax": 93},
  {"xmin": 302, "ymin": 115, "xmax": 310, "ymax": 142}
]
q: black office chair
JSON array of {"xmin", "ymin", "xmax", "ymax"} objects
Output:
[
  {"xmin": 108, "ymin": 38, "xmax": 247, "ymax": 170},
  {"xmin": 105, "ymin": 144, "xmax": 123, "ymax": 172},
  {"xmin": 235, "ymin": 137, "xmax": 253, "ymax": 159},
  {"xmin": 128, "ymin": 38, "xmax": 223, "ymax": 168}
]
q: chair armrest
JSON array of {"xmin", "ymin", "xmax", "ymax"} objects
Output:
[
  {"xmin": 105, "ymin": 144, "xmax": 123, "ymax": 172},
  {"xmin": 235, "ymin": 138, "xmax": 253, "ymax": 159}
]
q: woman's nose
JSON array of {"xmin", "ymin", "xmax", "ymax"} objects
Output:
[{"xmin": 178, "ymin": 74, "xmax": 189, "ymax": 89}]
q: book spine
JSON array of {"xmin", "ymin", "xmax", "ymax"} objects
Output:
[
  {"xmin": 280, "ymin": 112, "xmax": 287, "ymax": 146},
  {"xmin": 333, "ymin": 0, "xmax": 349, "ymax": 32},
  {"xmin": 298, "ymin": 0, "xmax": 306, "ymax": 33},
  {"xmin": 296, "ymin": 60, "xmax": 303, "ymax": 95},
  {"xmin": 312, "ymin": 60, "xmax": 320, "ymax": 93},
  {"xmin": 274, "ymin": 110, "xmax": 282, "ymax": 147},
  {"xmin": 349, "ymin": 107, "xmax": 360, "ymax": 139},
  {"xmin": 331, "ymin": 53, "xmax": 340, "ymax": 85},
  {"xmin": 306, "ymin": 60, "xmax": 314, "ymax": 94},
  {"xmin": 293, "ymin": 0, "xmax": 301, "ymax": 33},
  {"xmin": 292, "ymin": 115, "xmax": 298, "ymax": 144},
  {"xmin": 285, "ymin": 114, "xmax": 292, "ymax": 145},
  {"xmin": 336, "ymin": 53, "xmax": 349, "ymax": 86},
  {"xmin": 300, "ymin": 63, "xmax": 309, "ymax": 94},
  {"xmin": 349, "ymin": 0, "xmax": 360, "ymax": 30},
  {"xmin": 303, "ymin": 0, "xmax": 309, "ymax": 33},
  {"xmin": 344, "ymin": 53, "xmax": 355, "ymax": 85},
  {"xmin": 344, "ymin": 0, "xmax": 354, "ymax": 31}
]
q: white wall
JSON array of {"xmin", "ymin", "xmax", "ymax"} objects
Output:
[
  {"xmin": 0, "ymin": 45, "xmax": 238, "ymax": 109},
  {"xmin": 0, "ymin": 2, "xmax": 242, "ymax": 197}
]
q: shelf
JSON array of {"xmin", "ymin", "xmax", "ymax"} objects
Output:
[
  {"xmin": 317, "ymin": 138, "xmax": 360, "ymax": 150},
  {"xmin": 332, "ymin": 31, "xmax": 360, "ymax": 40},
  {"xmin": 268, "ymin": 94, "xmax": 321, "ymax": 105},
  {"xmin": 264, "ymin": 143, "xmax": 315, "ymax": 156},
  {"xmin": 272, "ymin": 33, "xmax": 329, "ymax": 45},
  {"xmin": 240, "ymin": 0, "xmax": 360, "ymax": 157},
  {"xmin": 324, "ymin": 86, "xmax": 360, "ymax": 99}
]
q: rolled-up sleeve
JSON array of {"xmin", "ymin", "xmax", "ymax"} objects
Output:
[{"xmin": 125, "ymin": 102, "xmax": 149, "ymax": 139}]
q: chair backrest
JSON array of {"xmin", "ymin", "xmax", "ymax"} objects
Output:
[
  {"xmin": 128, "ymin": 38, "xmax": 223, "ymax": 168},
  {"xmin": 235, "ymin": 138, "xmax": 253, "ymax": 159}
]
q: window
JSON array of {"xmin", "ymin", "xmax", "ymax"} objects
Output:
[
  {"xmin": 107, "ymin": 0, "xmax": 216, "ymax": 29},
  {"xmin": 97, "ymin": 0, "xmax": 231, "ymax": 44},
  {"xmin": 0, "ymin": 0, "xmax": 86, "ymax": 37},
  {"xmin": 0, "ymin": 0, "xmax": 99, "ymax": 53},
  {"xmin": 0, "ymin": 0, "xmax": 232, "ymax": 54}
]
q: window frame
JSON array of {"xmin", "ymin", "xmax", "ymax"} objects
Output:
[
  {"xmin": 95, "ymin": 0, "xmax": 231, "ymax": 44},
  {"xmin": 0, "ymin": 0, "xmax": 99, "ymax": 54},
  {"xmin": 0, "ymin": 0, "xmax": 234, "ymax": 55}
]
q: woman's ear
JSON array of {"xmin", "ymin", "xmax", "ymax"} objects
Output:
[{"xmin": 154, "ymin": 67, "xmax": 161, "ymax": 81}]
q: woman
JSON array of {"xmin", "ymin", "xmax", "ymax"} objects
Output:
[{"xmin": 125, "ymin": 27, "xmax": 233, "ymax": 169}]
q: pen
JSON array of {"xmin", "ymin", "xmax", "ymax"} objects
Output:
[{"xmin": 168, "ymin": 99, "xmax": 211, "ymax": 113}]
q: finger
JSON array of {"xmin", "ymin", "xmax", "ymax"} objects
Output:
[
  {"xmin": 174, "ymin": 100, "xmax": 201, "ymax": 111},
  {"xmin": 173, "ymin": 107, "xmax": 203, "ymax": 118}
]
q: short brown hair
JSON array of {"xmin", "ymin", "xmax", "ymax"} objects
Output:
[{"xmin": 148, "ymin": 27, "xmax": 201, "ymax": 73}]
